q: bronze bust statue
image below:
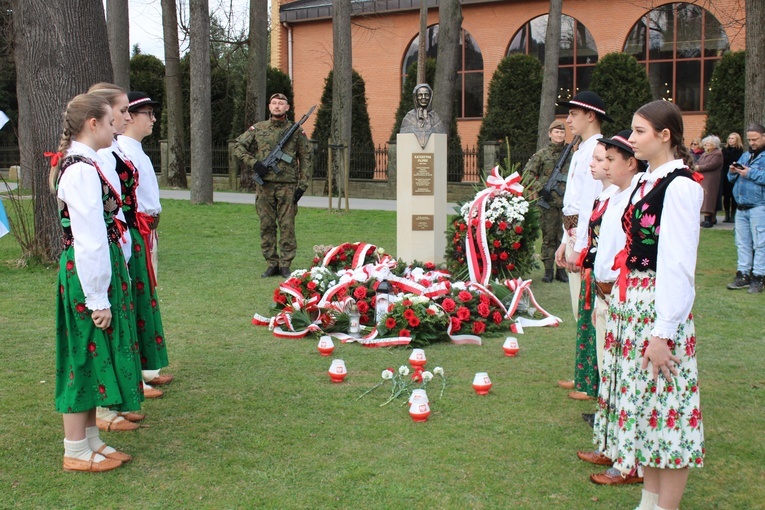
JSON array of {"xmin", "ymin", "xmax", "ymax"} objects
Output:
[{"xmin": 399, "ymin": 83, "xmax": 445, "ymax": 148}]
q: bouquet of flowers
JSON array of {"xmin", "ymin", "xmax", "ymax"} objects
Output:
[
  {"xmin": 436, "ymin": 284, "xmax": 507, "ymax": 338},
  {"xmin": 311, "ymin": 242, "xmax": 379, "ymax": 272},
  {"xmin": 358, "ymin": 364, "xmax": 447, "ymax": 405},
  {"xmin": 376, "ymin": 294, "xmax": 449, "ymax": 347},
  {"xmin": 444, "ymin": 158, "xmax": 541, "ymax": 283}
]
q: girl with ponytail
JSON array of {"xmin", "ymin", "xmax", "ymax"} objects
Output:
[
  {"xmin": 53, "ymin": 93, "xmax": 142, "ymax": 472},
  {"xmin": 594, "ymin": 100, "xmax": 704, "ymax": 510}
]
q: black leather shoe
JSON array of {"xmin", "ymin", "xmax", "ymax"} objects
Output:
[
  {"xmin": 261, "ymin": 266, "xmax": 279, "ymax": 278},
  {"xmin": 279, "ymin": 267, "xmax": 291, "ymax": 278}
]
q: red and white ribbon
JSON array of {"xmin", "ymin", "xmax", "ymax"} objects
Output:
[{"xmin": 501, "ymin": 278, "xmax": 561, "ymax": 328}]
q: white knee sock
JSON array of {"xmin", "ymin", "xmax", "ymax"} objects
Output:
[
  {"xmin": 97, "ymin": 407, "xmax": 128, "ymax": 424},
  {"xmin": 64, "ymin": 437, "xmax": 104, "ymax": 462},
  {"xmin": 634, "ymin": 490, "xmax": 658, "ymax": 510},
  {"xmin": 142, "ymin": 369, "xmax": 160, "ymax": 383},
  {"xmin": 85, "ymin": 426, "xmax": 116, "ymax": 455}
]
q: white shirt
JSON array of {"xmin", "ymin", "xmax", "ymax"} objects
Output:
[
  {"xmin": 594, "ymin": 173, "xmax": 643, "ymax": 283},
  {"xmin": 118, "ymin": 135, "xmax": 162, "ymax": 215},
  {"xmin": 562, "ymin": 134, "xmax": 603, "ymax": 252},
  {"xmin": 96, "ymin": 141, "xmax": 132, "ymax": 264},
  {"xmin": 582, "ymin": 183, "xmax": 617, "ymax": 265},
  {"xmin": 632, "ymin": 160, "xmax": 703, "ymax": 340},
  {"xmin": 58, "ymin": 141, "xmax": 115, "ymax": 310}
]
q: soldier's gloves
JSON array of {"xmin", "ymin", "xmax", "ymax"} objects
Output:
[
  {"xmin": 253, "ymin": 161, "xmax": 269, "ymax": 184},
  {"xmin": 293, "ymin": 188, "xmax": 305, "ymax": 204}
]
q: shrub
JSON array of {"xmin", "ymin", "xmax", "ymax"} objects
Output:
[
  {"xmin": 703, "ymin": 51, "xmax": 745, "ymax": 139},
  {"xmin": 589, "ymin": 52, "xmax": 653, "ymax": 136}
]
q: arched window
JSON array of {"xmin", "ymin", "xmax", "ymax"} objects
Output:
[
  {"xmin": 402, "ymin": 26, "xmax": 484, "ymax": 119},
  {"xmin": 623, "ymin": 2, "xmax": 729, "ymax": 111},
  {"xmin": 507, "ymin": 15, "xmax": 598, "ymax": 114}
]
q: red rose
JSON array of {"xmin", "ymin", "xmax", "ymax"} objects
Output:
[
  {"xmin": 506, "ymin": 263, "xmax": 515, "ymax": 271},
  {"xmin": 357, "ymin": 301, "xmax": 369, "ymax": 314},
  {"xmin": 477, "ymin": 303, "xmax": 490, "ymax": 318},
  {"xmin": 408, "ymin": 316, "xmax": 421, "ymax": 328},
  {"xmin": 307, "ymin": 281, "xmax": 317, "ymax": 290},
  {"xmin": 459, "ymin": 223, "xmax": 466, "ymax": 231},
  {"xmin": 512, "ymin": 242, "xmax": 521, "ymax": 250},
  {"xmin": 441, "ymin": 298, "xmax": 456, "ymax": 312},
  {"xmin": 360, "ymin": 314, "xmax": 370, "ymax": 324},
  {"xmin": 426, "ymin": 308, "xmax": 436, "ymax": 315},
  {"xmin": 499, "ymin": 252, "xmax": 509, "ymax": 261},
  {"xmin": 515, "ymin": 225, "xmax": 523, "ymax": 234},
  {"xmin": 493, "ymin": 240, "xmax": 501, "ymax": 248},
  {"xmin": 339, "ymin": 253, "xmax": 347, "ymax": 261},
  {"xmin": 385, "ymin": 317, "xmax": 397, "ymax": 329},
  {"xmin": 353, "ymin": 286, "xmax": 367, "ymax": 300},
  {"xmin": 399, "ymin": 329, "xmax": 411, "ymax": 337},
  {"xmin": 472, "ymin": 321, "xmax": 486, "ymax": 334},
  {"xmin": 458, "ymin": 290, "xmax": 472, "ymax": 303},
  {"xmin": 484, "ymin": 220, "xmax": 493, "ymax": 229},
  {"xmin": 492, "ymin": 311, "xmax": 502, "ymax": 324},
  {"xmin": 424, "ymin": 261, "xmax": 435, "ymax": 270},
  {"xmin": 457, "ymin": 306, "xmax": 471, "ymax": 321},
  {"xmin": 404, "ymin": 309, "xmax": 416, "ymax": 320},
  {"xmin": 450, "ymin": 316, "xmax": 462, "ymax": 332},
  {"xmin": 66, "ymin": 260, "xmax": 74, "ymax": 271},
  {"xmin": 312, "ymin": 257, "xmax": 320, "ymax": 265},
  {"xmin": 490, "ymin": 253, "xmax": 498, "ymax": 261},
  {"xmin": 498, "ymin": 221, "xmax": 507, "ymax": 231}
]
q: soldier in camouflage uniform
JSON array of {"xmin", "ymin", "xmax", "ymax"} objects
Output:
[
  {"xmin": 233, "ymin": 93, "xmax": 313, "ymax": 278},
  {"xmin": 523, "ymin": 120, "xmax": 572, "ymax": 283}
]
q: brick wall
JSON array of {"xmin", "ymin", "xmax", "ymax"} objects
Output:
[{"xmin": 278, "ymin": 0, "xmax": 745, "ymax": 149}]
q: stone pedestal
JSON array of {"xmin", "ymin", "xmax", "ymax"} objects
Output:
[{"xmin": 396, "ymin": 133, "xmax": 447, "ymax": 263}]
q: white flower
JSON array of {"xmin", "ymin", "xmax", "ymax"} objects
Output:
[
  {"xmin": 422, "ymin": 371, "xmax": 433, "ymax": 382},
  {"xmin": 427, "ymin": 305, "xmax": 443, "ymax": 317},
  {"xmin": 376, "ymin": 247, "xmax": 386, "ymax": 256},
  {"xmin": 398, "ymin": 365, "xmax": 410, "ymax": 376},
  {"xmin": 381, "ymin": 369, "xmax": 394, "ymax": 380},
  {"xmin": 292, "ymin": 269, "xmax": 307, "ymax": 278},
  {"xmin": 433, "ymin": 366, "xmax": 444, "ymax": 376}
]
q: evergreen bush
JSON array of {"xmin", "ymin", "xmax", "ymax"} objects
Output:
[
  {"xmin": 589, "ymin": 52, "xmax": 653, "ymax": 136},
  {"xmin": 703, "ymin": 51, "xmax": 745, "ymax": 139}
]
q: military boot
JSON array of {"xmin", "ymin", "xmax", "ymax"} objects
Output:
[
  {"xmin": 542, "ymin": 267, "xmax": 554, "ymax": 283},
  {"xmin": 555, "ymin": 268, "xmax": 569, "ymax": 283},
  {"xmin": 261, "ymin": 265, "xmax": 280, "ymax": 278}
]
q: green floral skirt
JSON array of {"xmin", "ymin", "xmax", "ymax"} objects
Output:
[
  {"xmin": 128, "ymin": 226, "xmax": 169, "ymax": 371},
  {"xmin": 55, "ymin": 243, "xmax": 144, "ymax": 413},
  {"xmin": 574, "ymin": 275, "xmax": 599, "ymax": 397}
]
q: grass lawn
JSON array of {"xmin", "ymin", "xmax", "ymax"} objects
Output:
[{"xmin": 0, "ymin": 200, "xmax": 763, "ymax": 509}]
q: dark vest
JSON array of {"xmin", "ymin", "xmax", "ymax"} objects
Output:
[
  {"xmin": 581, "ymin": 197, "xmax": 609, "ymax": 270},
  {"xmin": 622, "ymin": 169, "xmax": 693, "ymax": 272},
  {"xmin": 58, "ymin": 155, "xmax": 124, "ymax": 249},
  {"xmin": 113, "ymin": 151, "xmax": 139, "ymax": 228}
]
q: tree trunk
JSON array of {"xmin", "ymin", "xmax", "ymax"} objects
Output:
[
  {"xmin": 745, "ymin": 0, "xmax": 765, "ymax": 129},
  {"xmin": 189, "ymin": 0, "xmax": 213, "ymax": 204},
  {"xmin": 432, "ymin": 0, "xmax": 462, "ymax": 132},
  {"xmin": 331, "ymin": 0, "xmax": 352, "ymax": 199},
  {"xmin": 12, "ymin": 0, "xmax": 113, "ymax": 262},
  {"xmin": 106, "ymin": 0, "xmax": 130, "ymax": 90},
  {"xmin": 162, "ymin": 0, "xmax": 187, "ymax": 188},
  {"xmin": 537, "ymin": 0, "xmax": 562, "ymax": 151},
  {"xmin": 416, "ymin": 2, "xmax": 427, "ymax": 85},
  {"xmin": 245, "ymin": 0, "xmax": 268, "ymax": 125}
]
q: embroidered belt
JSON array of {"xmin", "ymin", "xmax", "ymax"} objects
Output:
[{"xmin": 563, "ymin": 214, "xmax": 579, "ymax": 230}]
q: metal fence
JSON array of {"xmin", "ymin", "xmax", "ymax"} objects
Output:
[
  {"xmin": 142, "ymin": 145, "xmax": 230, "ymax": 175},
  {"xmin": 0, "ymin": 145, "xmax": 20, "ymax": 169},
  {"xmin": 313, "ymin": 144, "xmax": 389, "ymax": 180}
]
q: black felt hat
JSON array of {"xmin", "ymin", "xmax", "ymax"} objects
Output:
[
  {"xmin": 599, "ymin": 130, "xmax": 635, "ymax": 155},
  {"xmin": 557, "ymin": 91, "xmax": 613, "ymax": 123},
  {"xmin": 127, "ymin": 91, "xmax": 160, "ymax": 112}
]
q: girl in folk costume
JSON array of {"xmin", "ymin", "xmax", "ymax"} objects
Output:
[
  {"xmin": 577, "ymin": 130, "xmax": 647, "ymax": 482},
  {"xmin": 52, "ymin": 93, "xmax": 141, "ymax": 472},
  {"xmin": 569, "ymin": 142, "xmax": 616, "ymax": 401},
  {"xmin": 89, "ymin": 84, "xmax": 171, "ymax": 416},
  {"xmin": 594, "ymin": 101, "xmax": 704, "ymax": 510},
  {"xmin": 118, "ymin": 91, "xmax": 173, "ymax": 389}
]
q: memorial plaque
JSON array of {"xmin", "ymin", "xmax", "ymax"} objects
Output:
[
  {"xmin": 411, "ymin": 153, "xmax": 434, "ymax": 195},
  {"xmin": 412, "ymin": 214, "xmax": 434, "ymax": 231}
]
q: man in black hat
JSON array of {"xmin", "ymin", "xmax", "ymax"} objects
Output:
[
  {"xmin": 233, "ymin": 93, "xmax": 313, "ymax": 278},
  {"xmin": 553, "ymin": 91, "xmax": 612, "ymax": 391}
]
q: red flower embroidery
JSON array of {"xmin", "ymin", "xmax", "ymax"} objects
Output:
[
  {"xmin": 75, "ymin": 303, "xmax": 87, "ymax": 313},
  {"xmin": 66, "ymin": 260, "xmax": 74, "ymax": 271}
]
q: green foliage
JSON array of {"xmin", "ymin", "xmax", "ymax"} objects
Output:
[
  {"xmin": 0, "ymin": 6, "xmax": 17, "ymax": 146},
  {"xmin": 704, "ymin": 51, "xmax": 745, "ymax": 139},
  {"xmin": 231, "ymin": 66, "xmax": 295, "ymax": 138},
  {"xmin": 478, "ymin": 54, "xmax": 543, "ymax": 169},
  {"xmin": 129, "ymin": 53, "xmax": 166, "ymax": 145},
  {"xmin": 311, "ymin": 69, "xmax": 376, "ymax": 178},
  {"xmin": 390, "ymin": 59, "xmax": 464, "ymax": 181},
  {"xmin": 589, "ymin": 52, "xmax": 653, "ymax": 136}
]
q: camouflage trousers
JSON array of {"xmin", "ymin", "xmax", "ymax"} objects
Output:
[
  {"xmin": 539, "ymin": 205, "xmax": 564, "ymax": 273},
  {"xmin": 256, "ymin": 181, "xmax": 299, "ymax": 268}
]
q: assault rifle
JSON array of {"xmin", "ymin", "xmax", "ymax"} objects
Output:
[
  {"xmin": 538, "ymin": 135, "xmax": 580, "ymax": 210},
  {"xmin": 252, "ymin": 104, "xmax": 317, "ymax": 185}
]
